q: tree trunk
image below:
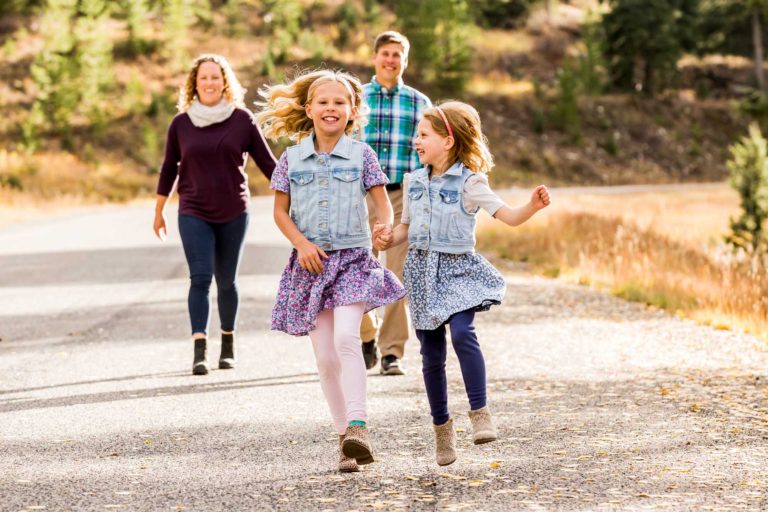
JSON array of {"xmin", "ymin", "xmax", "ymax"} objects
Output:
[{"xmin": 753, "ymin": 9, "xmax": 766, "ymax": 92}]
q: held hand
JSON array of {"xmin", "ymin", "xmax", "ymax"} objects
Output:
[
  {"xmin": 530, "ymin": 185, "xmax": 551, "ymax": 211},
  {"xmin": 296, "ymin": 239, "xmax": 328, "ymax": 274},
  {"xmin": 372, "ymin": 222, "xmax": 393, "ymax": 251},
  {"xmin": 153, "ymin": 212, "xmax": 168, "ymax": 241}
]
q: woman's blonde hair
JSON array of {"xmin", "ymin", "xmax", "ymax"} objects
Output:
[
  {"xmin": 255, "ymin": 69, "xmax": 368, "ymax": 142},
  {"xmin": 177, "ymin": 54, "xmax": 246, "ymax": 112},
  {"xmin": 423, "ymin": 101, "xmax": 494, "ymax": 174}
]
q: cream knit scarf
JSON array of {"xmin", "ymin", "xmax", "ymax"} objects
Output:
[{"xmin": 187, "ymin": 98, "xmax": 236, "ymax": 127}]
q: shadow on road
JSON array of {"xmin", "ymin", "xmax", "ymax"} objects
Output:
[
  {"xmin": 0, "ymin": 372, "xmax": 320, "ymax": 414},
  {"xmin": 0, "ymin": 244, "xmax": 291, "ymax": 287},
  {"xmin": 0, "ymin": 295, "xmax": 276, "ymax": 347}
]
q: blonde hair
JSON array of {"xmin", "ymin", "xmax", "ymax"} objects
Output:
[
  {"xmin": 423, "ymin": 101, "xmax": 494, "ymax": 174},
  {"xmin": 177, "ymin": 54, "xmax": 245, "ymax": 112},
  {"xmin": 374, "ymin": 30, "xmax": 410, "ymax": 58},
  {"xmin": 255, "ymin": 69, "xmax": 368, "ymax": 142}
]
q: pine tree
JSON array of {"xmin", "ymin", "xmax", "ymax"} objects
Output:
[
  {"xmin": 601, "ymin": 0, "xmax": 697, "ymax": 95},
  {"xmin": 396, "ymin": 0, "xmax": 474, "ymax": 96},
  {"xmin": 75, "ymin": 0, "xmax": 114, "ymax": 126},
  {"xmin": 726, "ymin": 123, "xmax": 768, "ymax": 254},
  {"xmin": 123, "ymin": 0, "xmax": 152, "ymax": 54},
  {"xmin": 25, "ymin": 0, "xmax": 79, "ymax": 146}
]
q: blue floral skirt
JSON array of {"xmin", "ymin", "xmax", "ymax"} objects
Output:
[{"xmin": 403, "ymin": 249, "xmax": 506, "ymax": 331}]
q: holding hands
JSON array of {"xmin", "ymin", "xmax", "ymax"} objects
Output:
[
  {"xmin": 530, "ymin": 184, "xmax": 551, "ymax": 211},
  {"xmin": 372, "ymin": 221, "xmax": 393, "ymax": 251}
]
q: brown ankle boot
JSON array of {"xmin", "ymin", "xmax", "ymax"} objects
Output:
[
  {"xmin": 338, "ymin": 434, "xmax": 359, "ymax": 473},
  {"xmin": 342, "ymin": 425, "xmax": 374, "ymax": 465},
  {"xmin": 468, "ymin": 406, "xmax": 497, "ymax": 444},
  {"xmin": 433, "ymin": 418, "xmax": 457, "ymax": 466}
]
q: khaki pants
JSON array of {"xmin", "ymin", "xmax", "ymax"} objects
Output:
[{"xmin": 360, "ymin": 187, "xmax": 411, "ymax": 358}]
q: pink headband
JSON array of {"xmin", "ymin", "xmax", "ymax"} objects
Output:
[{"xmin": 435, "ymin": 106, "xmax": 453, "ymax": 139}]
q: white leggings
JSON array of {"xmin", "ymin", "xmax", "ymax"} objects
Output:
[{"xmin": 309, "ymin": 303, "xmax": 368, "ymax": 435}]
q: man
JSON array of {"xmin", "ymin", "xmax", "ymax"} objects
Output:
[{"xmin": 361, "ymin": 31, "xmax": 432, "ymax": 375}]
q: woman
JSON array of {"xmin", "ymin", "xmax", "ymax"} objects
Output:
[{"xmin": 154, "ymin": 54, "xmax": 277, "ymax": 375}]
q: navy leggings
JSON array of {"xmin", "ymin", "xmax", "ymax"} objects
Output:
[
  {"xmin": 178, "ymin": 212, "xmax": 249, "ymax": 336},
  {"xmin": 416, "ymin": 309, "xmax": 487, "ymax": 425}
]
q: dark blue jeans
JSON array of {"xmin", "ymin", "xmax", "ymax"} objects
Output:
[
  {"xmin": 416, "ymin": 309, "xmax": 487, "ymax": 425},
  {"xmin": 178, "ymin": 212, "xmax": 249, "ymax": 336}
]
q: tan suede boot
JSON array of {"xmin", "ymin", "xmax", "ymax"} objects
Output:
[
  {"xmin": 342, "ymin": 425, "xmax": 374, "ymax": 465},
  {"xmin": 338, "ymin": 434, "xmax": 359, "ymax": 473},
  {"xmin": 468, "ymin": 406, "xmax": 498, "ymax": 444},
  {"xmin": 433, "ymin": 418, "xmax": 457, "ymax": 466}
]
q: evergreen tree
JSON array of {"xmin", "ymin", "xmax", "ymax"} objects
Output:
[
  {"xmin": 75, "ymin": 0, "xmax": 114, "ymax": 126},
  {"xmin": 726, "ymin": 123, "xmax": 768, "ymax": 254},
  {"xmin": 122, "ymin": 0, "xmax": 153, "ymax": 54},
  {"xmin": 601, "ymin": 0, "xmax": 698, "ymax": 95},
  {"xmin": 163, "ymin": 0, "xmax": 195, "ymax": 70},
  {"xmin": 25, "ymin": 0, "xmax": 80, "ymax": 146},
  {"xmin": 396, "ymin": 0, "xmax": 474, "ymax": 96},
  {"xmin": 699, "ymin": 1, "xmax": 768, "ymax": 91}
]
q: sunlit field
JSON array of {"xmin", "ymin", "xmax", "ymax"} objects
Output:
[{"xmin": 478, "ymin": 183, "xmax": 768, "ymax": 340}]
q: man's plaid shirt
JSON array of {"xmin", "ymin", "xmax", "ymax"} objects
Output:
[{"xmin": 362, "ymin": 76, "xmax": 432, "ymax": 184}]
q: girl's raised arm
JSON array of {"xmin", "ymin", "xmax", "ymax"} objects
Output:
[{"xmin": 493, "ymin": 185, "xmax": 550, "ymax": 227}]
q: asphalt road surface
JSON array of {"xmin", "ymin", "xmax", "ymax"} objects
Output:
[{"xmin": 1, "ymin": 196, "xmax": 767, "ymax": 511}]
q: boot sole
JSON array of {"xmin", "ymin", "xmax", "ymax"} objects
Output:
[
  {"xmin": 339, "ymin": 465, "xmax": 360, "ymax": 473},
  {"xmin": 342, "ymin": 440, "xmax": 374, "ymax": 465},
  {"xmin": 473, "ymin": 436, "xmax": 497, "ymax": 445},
  {"xmin": 437, "ymin": 456, "xmax": 457, "ymax": 466},
  {"xmin": 192, "ymin": 364, "xmax": 209, "ymax": 375},
  {"xmin": 218, "ymin": 359, "xmax": 235, "ymax": 369}
]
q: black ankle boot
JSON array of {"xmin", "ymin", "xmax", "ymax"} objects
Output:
[
  {"xmin": 192, "ymin": 338, "xmax": 209, "ymax": 375},
  {"xmin": 219, "ymin": 333, "xmax": 235, "ymax": 369}
]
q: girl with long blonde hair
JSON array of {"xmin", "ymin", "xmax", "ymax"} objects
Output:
[{"xmin": 257, "ymin": 69, "xmax": 404, "ymax": 473}]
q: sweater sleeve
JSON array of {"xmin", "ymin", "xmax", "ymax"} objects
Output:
[
  {"xmin": 156, "ymin": 117, "xmax": 181, "ymax": 196},
  {"xmin": 247, "ymin": 113, "xmax": 277, "ymax": 180}
]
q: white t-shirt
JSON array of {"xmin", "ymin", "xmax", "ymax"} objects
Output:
[{"xmin": 400, "ymin": 172, "xmax": 506, "ymax": 224}]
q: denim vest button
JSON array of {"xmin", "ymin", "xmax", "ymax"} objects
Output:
[
  {"xmin": 319, "ymin": 200, "xmax": 327, "ymax": 206},
  {"xmin": 319, "ymin": 222, "xmax": 327, "ymax": 228},
  {"xmin": 320, "ymin": 179, "xmax": 329, "ymax": 185}
]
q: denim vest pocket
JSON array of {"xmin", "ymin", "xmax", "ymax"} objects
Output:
[
  {"xmin": 289, "ymin": 171, "xmax": 318, "ymax": 237},
  {"xmin": 408, "ymin": 186, "xmax": 425, "ymax": 201},
  {"xmin": 439, "ymin": 189, "xmax": 459, "ymax": 204},
  {"xmin": 332, "ymin": 168, "xmax": 365, "ymax": 238}
]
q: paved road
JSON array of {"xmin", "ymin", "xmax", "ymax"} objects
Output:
[{"xmin": 1, "ymin": 197, "xmax": 767, "ymax": 511}]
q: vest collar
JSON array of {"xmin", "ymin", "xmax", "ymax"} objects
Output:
[
  {"xmin": 426, "ymin": 161, "xmax": 465, "ymax": 178},
  {"xmin": 299, "ymin": 133, "xmax": 354, "ymax": 160}
]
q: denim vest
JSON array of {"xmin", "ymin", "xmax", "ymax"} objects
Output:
[
  {"xmin": 407, "ymin": 162, "xmax": 477, "ymax": 254},
  {"xmin": 286, "ymin": 133, "xmax": 371, "ymax": 251}
]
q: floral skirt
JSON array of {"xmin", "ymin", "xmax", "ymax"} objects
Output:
[
  {"xmin": 403, "ymin": 249, "xmax": 506, "ymax": 331},
  {"xmin": 271, "ymin": 247, "xmax": 406, "ymax": 336}
]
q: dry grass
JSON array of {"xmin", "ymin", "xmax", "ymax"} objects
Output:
[{"xmin": 478, "ymin": 183, "xmax": 768, "ymax": 340}]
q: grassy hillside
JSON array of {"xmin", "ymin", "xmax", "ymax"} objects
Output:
[{"xmin": 0, "ymin": 0, "xmax": 756, "ymax": 203}]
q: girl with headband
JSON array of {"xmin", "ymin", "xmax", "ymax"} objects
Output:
[{"xmin": 374, "ymin": 101, "xmax": 550, "ymax": 465}]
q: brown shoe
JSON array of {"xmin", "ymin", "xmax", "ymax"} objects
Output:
[
  {"xmin": 342, "ymin": 425, "xmax": 374, "ymax": 465},
  {"xmin": 468, "ymin": 406, "xmax": 498, "ymax": 444},
  {"xmin": 338, "ymin": 434, "xmax": 359, "ymax": 473},
  {"xmin": 433, "ymin": 418, "xmax": 457, "ymax": 466}
]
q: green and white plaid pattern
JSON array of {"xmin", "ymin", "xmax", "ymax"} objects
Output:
[{"xmin": 363, "ymin": 77, "xmax": 432, "ymax": 184}]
